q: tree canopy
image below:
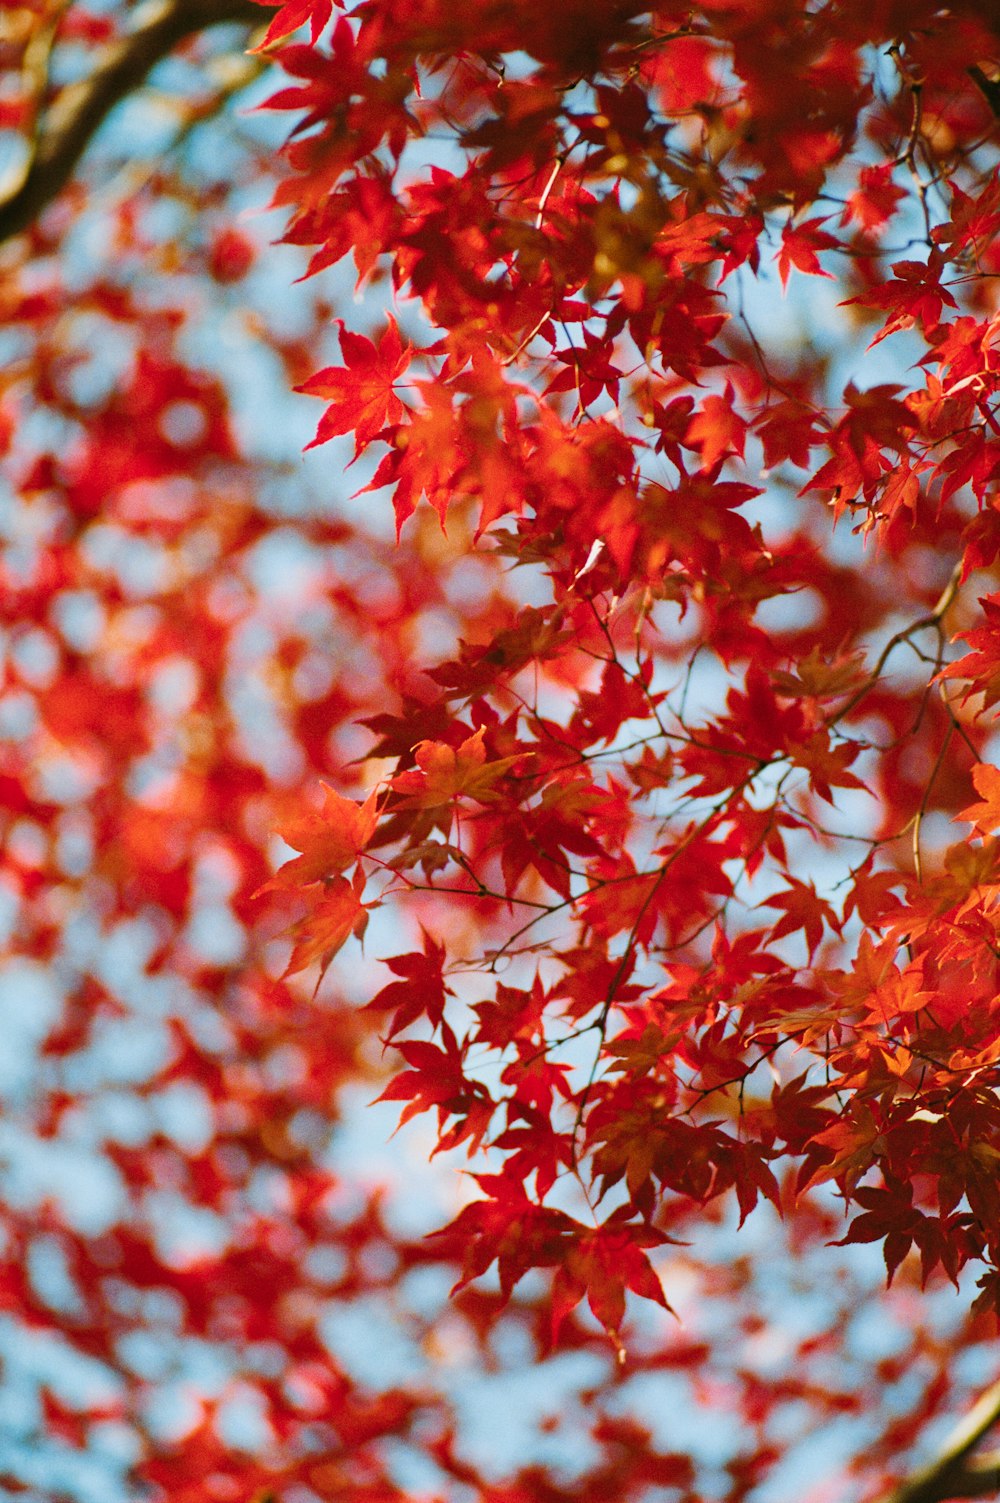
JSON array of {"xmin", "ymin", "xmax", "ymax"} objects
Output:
[{"xmin": 4, "ymin": 1, "xmax": 1000, "ymax": 1499}]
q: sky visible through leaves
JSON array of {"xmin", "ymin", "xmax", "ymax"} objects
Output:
[
  {"xmin": 0, "ymin": 43, "xmax": 963, "ymax": 1503},
  {"xmin": 7, "ymin": 4, "xmax": 1000, "ymax": 1501}
]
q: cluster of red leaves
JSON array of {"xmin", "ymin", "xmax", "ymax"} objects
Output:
[
  {"xmin": 260, "ymin": 0, "xmax": 1000, "ymax": 1344},
  {"xmin": 7, "ymin": 1, "xmax": 1000, "ymax": 1501}
]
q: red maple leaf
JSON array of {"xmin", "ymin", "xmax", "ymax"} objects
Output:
[
  {"xmin": 299, "ymin": 316, "xmax": 411, "ymax": 454},
  {"xmin": 775, "ymin": 216, "xmax": 839, "ymax": 289},
  {"xmin": 250, "ymin": 0, "xmax": 333, "ymax": 48}
]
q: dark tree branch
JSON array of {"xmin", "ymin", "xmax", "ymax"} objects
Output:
[
  {"xmin": 878, "ymin": 1378, "xmax": 1000, "ymax": 1503},
  {"xmin": 0, "ymin": 0, "xmax": 268, "ymax": 244},
  {"xmin": 969, "ymin": 62, "xmax": 1000, "ymax": 121}
]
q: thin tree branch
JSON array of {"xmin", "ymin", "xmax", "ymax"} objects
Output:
[
  {"xmin": 878, "ymin": 1378, "xmax": 1000, "ymax": 1503},
  {"xmin": 0, "ymin": 0, "xmax": 268, "ymax": 244}
]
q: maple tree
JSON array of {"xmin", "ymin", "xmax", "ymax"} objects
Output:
[{"xmin": 9, "ymin": 0, "xmax": 1000, "ymax": 1499}]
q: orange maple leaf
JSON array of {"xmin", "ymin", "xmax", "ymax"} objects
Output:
[
  {"xmin": 281, "ymin": 870, "xmax": 368, "ymax": 980},
  {"xmin": 959, "ymin": 762, "xmax": 1000, "ymax": 835},
  {"xmin": 391, "ymin": 727, "xmax": 516, "ymax": 808},
  {"xmin": 802, "ymin": 1102, "xmax": 884, "ymax": 1193},
  {"xmin": 258, "ymin": 784, "xmax": 380, "ymax": 893}
]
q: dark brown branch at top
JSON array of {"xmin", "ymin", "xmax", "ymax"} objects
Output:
[
  {"xmin": 0, "ymin": 0, "xmax": 269, "ymax": 245},
  {"xmin": 876, "ymin": 1378, "xmax": 1000, "ymax": 1503},
  {"xmin": 969, "ymin": 62, "xmax": 1000, "ymax": 120}
]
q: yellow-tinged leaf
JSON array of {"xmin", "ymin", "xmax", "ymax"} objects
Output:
[
  {"xmin": 391, "ymin": 726, "xmax": 516, "ymax": 808},
  {"xmin": 259, "ymin": 784, "xmax": 380, "ymax": 892},
  {"xmin": 803, "ymin": 1103, "xmax": 884, "ymax": 1192},
  {"xmin": 281, "ymin": 872, "xmax": 367, "ymax": 979},
  {"xmin": 959, "ymin": 762, "xmax": 1000, "ymax": 835}
]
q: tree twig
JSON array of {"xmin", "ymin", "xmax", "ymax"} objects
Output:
[{"xmin": 0, "ymin": 0, "xmax": 268, "ymax": 244}]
